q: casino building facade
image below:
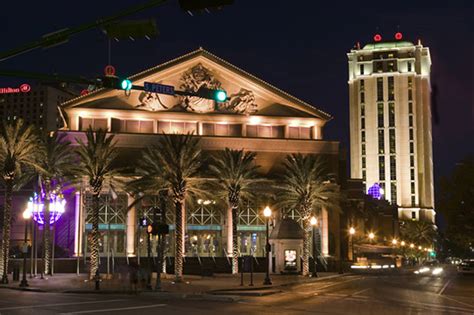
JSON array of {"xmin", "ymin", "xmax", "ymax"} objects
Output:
[{"xmin": 61, "ymin": 48, "xmax": 343, "ymax": 262}]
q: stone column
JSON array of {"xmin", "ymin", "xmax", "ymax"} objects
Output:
[
  {"xmin": 126, "ymin": 195, "xmax": 136, "ymax": 257},
  {"xmin": 74, "ymin": 191, "xmax": 83, "ymax": 257},
  {"xmin": 321, "ymin": 207, "xmax": 329, "ymax": 256}
]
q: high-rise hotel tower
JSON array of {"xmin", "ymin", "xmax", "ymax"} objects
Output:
[{"xmin": 348, "ymin": 33, "xmax": 435, "ymax": 223}]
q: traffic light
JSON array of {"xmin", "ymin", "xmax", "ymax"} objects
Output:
[
  {"xmin": 100, "ymin": 76, "xmax": 133, "ymax": 91},
  {"xmin": 178, "ymin": 0, "xmax": 234, "ymax": 11},
  {"xmin": 196, "ymin": 87, "xmax": 228, "ymax": 102},
  {"xmin": 146, "ymin": 222, "xmax": 170, "ymax": 236}
]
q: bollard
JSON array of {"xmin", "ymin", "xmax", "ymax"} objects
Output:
[
  {"xmin": 249, "ymin": 257, "xmax": 254, "ymax": 287},
  {"xmin": 240, "ymin": 258, "xmax": 244, "ymax": 286}
]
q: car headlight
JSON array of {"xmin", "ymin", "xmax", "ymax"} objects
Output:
[{"xmin": 432, "ymin": 267, "xmax": 443, "ymax": 275}]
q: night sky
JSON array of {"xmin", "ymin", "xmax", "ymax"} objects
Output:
[{"xmin": 0, "ymin": 1, "xmax": 472, "ymax": 188}]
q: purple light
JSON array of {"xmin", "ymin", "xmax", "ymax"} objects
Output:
[
  {"xmin": 27, "ymin": 192, "xmax": 66, "ymax": 225},
  {"xmin": 367, "ymin": 183, "xmax": 383, "ymax": 200}
]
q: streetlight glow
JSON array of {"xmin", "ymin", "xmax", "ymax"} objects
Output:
[
  {"xmin": 418, "ymin": 246, "xmax": 422, "ymax": 250},
  {"xmin": 410, "ymin": 243, "xmax": 415, "ymax": 248},
  {"xmin": 349, "ymin": 227, "xmax": 355, "ymax": 235},
  {"xmin": 368, "ymin": 232, "xmax": 375, "ymax": 240},
  {"xmin": 401, "ymin": 241, "xmax": 406, "ymax": 246},
  {"xmin": 392, "ymin": 239, "xmax": 398, "ymax": 245},
  {"xmin": 310, "ymin": 216, "xmax": 318, "ymax": 226},
  {"xmin": 263, "ymin": 206, "xmax": 272, "ymax": 217},
  {"xmin": 22, "ymin": 209, "xmax": 32, "ymax": 220}
]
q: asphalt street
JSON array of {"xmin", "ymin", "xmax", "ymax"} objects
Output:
[{"xmin": 0, "ymin": 268, "xmax": 472, "ymax": 314}]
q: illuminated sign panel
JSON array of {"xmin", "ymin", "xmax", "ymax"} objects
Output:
[
  {"xmin": 0, "ymin": 83, "xmax": 31, "ymax": 94},
  {"xmin": 284, "ymin": 249, "xmax": 297, "ymax": 270}
]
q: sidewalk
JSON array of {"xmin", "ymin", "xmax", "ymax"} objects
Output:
[{"xmin": 0, "ymin": 272, "xmax": 344, "ymax": 297}]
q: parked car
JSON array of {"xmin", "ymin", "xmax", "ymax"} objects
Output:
[
  {"xmin": 414, "ymin": 260, "xmax": 444, "ymax": 276},
  {"xmin": 457, "ymin": 259, "xmax": 474, "ymax": 275}
]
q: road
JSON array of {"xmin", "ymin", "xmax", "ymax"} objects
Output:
[{"xmin": 0, "ymin": 268, "xmax": 472, "ymax": 314}]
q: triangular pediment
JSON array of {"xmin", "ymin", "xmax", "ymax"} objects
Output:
[{"xmin": 63, "ymin": 48, "xmax": 332, "ymax": 121}]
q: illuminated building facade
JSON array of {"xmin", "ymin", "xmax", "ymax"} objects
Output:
[
  {"xmin": 348, "ymin": 33, "xmax": 435, "ymax": 223},
  {"xmin": 61, "ymin": 48, "xmax": 343, "ymax": 261},
  {"xmin": 0, "ymin": 83, "xmax": 76, "ymax": 131}
]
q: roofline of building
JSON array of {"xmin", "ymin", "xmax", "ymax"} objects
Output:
[{"xmin": 62, "ymin": 48, "xmax": 333, "ymax": 122}]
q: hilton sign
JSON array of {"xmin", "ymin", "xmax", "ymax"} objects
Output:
[{"xmin": 0, "ymin": 83, "xmax": 31, "ymax": 94}]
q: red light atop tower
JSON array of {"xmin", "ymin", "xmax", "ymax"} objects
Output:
[
  {"xmin": 374, "ymin": 34, "xmax": 382, "ymax": 42},
  {"xmin": 395, "ymin": 32, "xmax": 403, "ymax": 40}
]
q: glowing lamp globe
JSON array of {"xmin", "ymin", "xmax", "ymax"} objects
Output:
[
  {"xmin": 27, "ymin": 192, "xmax": 66, "ymax": 225},
  {"xmin": 368, "ymin": 232, "xmax": 375, "ymax": 240},
  {"xmin": 392, "ymin": 239, "xmax": 398, "ymax": 245},
  {"xmin": 349, "ymin": 227, "xmax": 356, "ymax": 235},
  {"xmin": 310, "ymin": 216, "xmax": 318, "ymax": 226},
  {"xmin": 263, "ymin": 206, "xmax": 272, "ymax": 218}
]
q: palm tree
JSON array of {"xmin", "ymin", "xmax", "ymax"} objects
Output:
[
  {"xmin": 132, "ymin": 133, "xmax": 203, "ymax": 282},
  {"xmin": 277, "ymin": 154, "xmax": 340, "ymax": 276},
  {"xmin": 72, "ymin": 128, "xmax": 121, "ymax": 280},
  {"xmin": 37, "ymin": 132, "xmax": 73, "ymax": 276},
  {"xmin": 0, "ymin": 119, "xmax": 43, "ymax": 284},
  {"xmin": 208, "ymin": 148, "xmax": 261, "ymax": 274},
  {"xmin": 399, "ymin": 220, "xmax": 437, "ymax": 247}
]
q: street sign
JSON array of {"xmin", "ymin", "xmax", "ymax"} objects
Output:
[{"xmin": 144, "ymin": 82, "xmax": 175, "ymax": 95}]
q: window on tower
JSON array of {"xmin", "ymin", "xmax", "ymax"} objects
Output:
[
  {"xmin": 388, "ymin": 77, "xmax": 395, "ymax": 100},
  {"xmin": 360, "ymin": 91, "xmax": 365, "ymax": 103},
  {"xmin": 360, "ymin": 65, "xmax": 365, "ymax": 75},
  {"xmin": 389, "ymin": 129, "xmax": 396, "ymax": 153},
  {"xmin": 407, "ymin": 62, "xmax": 412, "ymax": 72},
  {"xmin": 389, "ymin": 103, "xmax": 395, "ymax": 127},
  {"xmin": 377, "ymin": 78, "xmax": 384, "ymax": 101},
  {"xmin": 390, "ymin": 182, "xmax": 397, "ymax": 204},
  {"xmin": 378, "ymin": 129, "xmax": 385, "ymax": 154},
  {"xmin": 379, "ymin": 156, "xmax": 385, "ymax": 181},
  {"xmin": 378, "ymin": 103, "xmax": 384, "ymax": 127},
  {"xmin": 390, "ymin": 156, "xmax": 396, "ymax": 180}
]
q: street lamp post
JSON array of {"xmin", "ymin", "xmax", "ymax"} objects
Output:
[
  {"xmin": 20, "ymin": 209, "xmax": 31, "ymax": 287},
  {"xmin": 263, "ymin": 206, "xmax": 272, "ymax": 285},
  {"xmin": 349, "ymin": 227, "xmax": 355, "ymax": 261},
  {"xmin": 310, "ymin": 216, "xmax": 318, "ymax": 277}
]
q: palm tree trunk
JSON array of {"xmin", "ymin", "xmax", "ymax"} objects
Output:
[
  {"xmin": 231, "ymin": 205, "xmax": 239, "ymax": 274},
  {"xmin": 43, "ymin": 182, "xmax": 51, "ymax": 276},
  {"xmin": 174, "ymin": 199, "xmax": 184, "ymax": 282},
  {"xmin": 302, "ymin": 219, "xmax": 310, "ymax": 276},
  {"xmin": 1, "ymin": 180, "xmax": 13, "ymax": 283},
  {"xmin": 89, "ymin": 193, "xmax": 100, "ymax": 279}
]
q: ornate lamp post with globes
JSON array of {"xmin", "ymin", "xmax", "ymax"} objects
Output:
[
  {"xmin": 20, "ymin": 209, "xmax": 31, "ymax": 287},
  {"xmin": 263, "ymin": 206, "xmax": 272, "ymax": 285},
  {"xmin": 349, "ymin": 227, "xmax": 355, "ymax": 261}
]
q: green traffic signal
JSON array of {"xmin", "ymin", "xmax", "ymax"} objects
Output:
[
  {"xmin": 120, "ymin": 79, "xmax": 132, "ymax": 91},
  {"xmin": 215, "ymin": 90, "xmax": 227, "ymax": 102},
  {"xmin": 196, "ymin": 87, "xmax": 228, "ymax": 102}
]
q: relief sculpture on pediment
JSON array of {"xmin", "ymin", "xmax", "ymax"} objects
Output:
[{"xmin": 135, "ymin": 63, "xmax": 258, "ymax": 114}]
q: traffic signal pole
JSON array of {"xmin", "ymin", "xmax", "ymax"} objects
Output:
[{"xmin": 0, "ymin": 0, "xmax": 168, "ymax": 62}]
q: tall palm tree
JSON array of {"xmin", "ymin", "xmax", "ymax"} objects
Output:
[
  {"xmin": 208, "ymin": 149, "xmax": 261, "ymax": 274},
  {"xmin": 72, "ymin": 128, "xmax": 121, "ymax": 280},
  {"xmin": 132, "ymin": 133, "xmax": 203, "ymax": 282},
  {"xmin": 37, "ymin": 132, "xmax": 73, "ymax": 276},
  {"xmin": 399, "ymin": 220, "xmax": 437, "ymax": 247},
  {"xmin": 0, "ymin": 119, "xmax": 43, "ymax": 284},
  {"xmin": 277, "ymin": 154, "xmax": 340, "ymax": 276}
]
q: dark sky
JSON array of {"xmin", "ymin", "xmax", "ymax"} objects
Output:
[{"xmin": 1, "ymin": 1, "xmax": 472, "ymax": 185}]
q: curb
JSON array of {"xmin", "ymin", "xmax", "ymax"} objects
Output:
[
  {"xmin": 206, "ymin": 273, "xmax": 348, "ymax": 294},
  {"xmin": 0, "ymin": 285, "xmax": 45, "ymax": 292}
]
